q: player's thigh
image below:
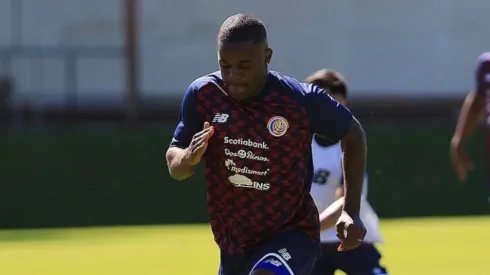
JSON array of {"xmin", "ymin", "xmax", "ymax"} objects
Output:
[
  {"xmin": 336, "ymin": 244, "xmax": 388, "ymax": 275},
  {"xmin": 310, "ymin": 258, "xmax": 335, "ymax": 275},
  {"xmin": 219, "ymin": 249, "xmax": 249, "ymax": 275},
  {"xmin": 248, "ymin": 230, "xmax": 322, "ymax": 275},
  {"xmin": 310, "ymin": 244, "xmax": 340, "ymax": 275}
]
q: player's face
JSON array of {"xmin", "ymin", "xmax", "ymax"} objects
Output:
[{"xmin": 218, "ymin": 41, "xmax": 272, "ymax": 100}]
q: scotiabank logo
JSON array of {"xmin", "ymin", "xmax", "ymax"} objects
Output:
[{"xmin": 223, "ymin": 137, "xmax": 269, "ymax": 150}]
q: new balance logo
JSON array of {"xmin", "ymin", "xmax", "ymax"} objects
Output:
[
  {"xmin": 212, "ymin": 113, "xmax": 229, "ymax": 123},
  {"xmin": 278, "ymin": 248, "xmax": 291, "ymax": 261}
]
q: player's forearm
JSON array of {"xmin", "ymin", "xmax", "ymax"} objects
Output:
[
  {"xmin": 452, "ymin": 91, "xmax": 485, "ymax": 145},
  {"xmin": 340, "ymin": 118, "xmax": 367, "ymax": 215},
  {"xmin": 319, "ymin": 197, "xmax": 344, "ymax": 231},
  {"xmin": 166, "ymin": 147, "xmax": 194, "ymax": 181}
]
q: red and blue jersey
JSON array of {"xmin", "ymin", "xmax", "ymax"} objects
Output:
[{"xmin": 170, "ymin": 70, "xmax": 353, "ymax": 254}]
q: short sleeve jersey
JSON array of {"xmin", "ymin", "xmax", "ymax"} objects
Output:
[{"xmin": 170, "ymin": 71, "xmax": 353, "ymax": 254}]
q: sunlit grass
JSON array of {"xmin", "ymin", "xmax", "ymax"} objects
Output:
[{"xmin": 0, "ymin": 216, "xmax": 488, "ymax": 275}]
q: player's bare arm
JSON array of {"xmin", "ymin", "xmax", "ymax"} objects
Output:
[
  {"xmin": 318, "ymin": 197, "xmax": 344, "ymax": 230},
  {"xmin": 334, "ymin": 184, "xmax": 344, "ymax": 199},
  {"xmin": 451, "ymin": 91, "xmax": 484, "ymax": 180},
  {"xmin": 306, "ymin": 68, "xmax": 354, "ymax": 233},
  {"xmin": 308, "ymin": 68, "xmax": 388, "ymax": 272},
  {"xmin": 451, "ymin": 53, "xmax": 490, "ymax": 182},
  {"xmin": 450, "ymin": 92, "xmax": 484, "ymax": 182},
  {"xmin": 166, "ymin": 148, "xmax": 193, "ymax": 181},
  {"xmin": 336, "ymin": 117, "xmax": 367, "ymax": 251},
  {"xmin": 318, "ymin": 184, "xmax": 344, "ymax": 230},
  {"xmin": 166, "ymin": 122, "xmax": 214, "ymax": 181},
  {"xmin": 167, "ymin": 79, "xmax": 213, "ymax": 181},
  {"xmin": 302, "ymin": 69, "xmax": 367, "ymax": 251},
  {"xmin": 302, "ymin": 92, "xmax": 366, "ymax": 251},
  {"xmin": 340, "ymin": 118, "xmax": 366, "ymax": 215}
]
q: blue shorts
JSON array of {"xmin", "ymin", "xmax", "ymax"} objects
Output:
[
  {"xmin": 219, "ymin": 230, "xmax": 322, "ymax": 275},
  {"xmin": 311, "ymin": 243, "xmax": 388, "ymax": 275}
]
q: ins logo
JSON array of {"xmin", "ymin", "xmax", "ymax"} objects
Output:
[{"xmin": 267, "ymin": 116, "xmax": 289, "ymax": 137}]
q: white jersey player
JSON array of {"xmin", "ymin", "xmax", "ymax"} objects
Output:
[{"xmin": 307, "ymin": 69, "xmax": 389, "ymax": 275}]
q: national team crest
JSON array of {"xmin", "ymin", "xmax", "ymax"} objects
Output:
[{"xmin": 267, "ymin": 116, "xmax": 289, "ymax": 137}]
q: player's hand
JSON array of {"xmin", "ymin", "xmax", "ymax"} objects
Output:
[
  {"xmin": 450, "ymin": 139, "xmax": 473, "ymax": 183},
  {"xmin": 335, "ymin": 211, "xmax": 366, "ymax": 251},
  {"xmin": 185, "ymin": 122, "xmax": 214, "ymax": 166}
]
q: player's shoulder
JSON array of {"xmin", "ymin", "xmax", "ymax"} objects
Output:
[
  {"xmin": 269, "ymin": 70, "xmax": 324, "ymax": 97},
  {"xmin": 187, "ymin": 71, "xmax": 223, "ymax": 94}
]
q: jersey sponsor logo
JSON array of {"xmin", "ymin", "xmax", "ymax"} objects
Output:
[
  {"xmin": 267, "ymin": 116, "xmax": 289, "ymax": 137},
  {"xmin": 212, "ymin": 113, "xmax": 229, "ymax": 123},
  {"xmin": 223, "ymin": 137, "xmax": 269, "ymax": 149},
  {"xmin": 228, "ymin": 174, "xmax": 270, "ymax": 191},
  {"xmin": 225, "ymin": 159, "xmax": 269, "ymax": 176},
  {"xmin": 224, "ymin": 148, "xmax": 269, "ymax": 162}
]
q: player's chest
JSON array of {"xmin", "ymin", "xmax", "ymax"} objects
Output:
[{"xmin": 200, "ymin": 96, "xmax": 310, "ymax": 153}]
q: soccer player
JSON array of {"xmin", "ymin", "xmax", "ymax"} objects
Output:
[
  {"xmin": 306, "ymin": 69, "xmax": 388, "ymax": 275},
  {"xmin": 166, "ymin": 14, "xmax": 367, "ymax": 275},
  {"xmin": 451, "ymin": 53, "xmax": 489, "ymax": 193}
]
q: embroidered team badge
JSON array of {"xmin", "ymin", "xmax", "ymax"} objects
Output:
[{"xmin": 267, "ymin": 116, "xmax": 289, "ymax": 137}]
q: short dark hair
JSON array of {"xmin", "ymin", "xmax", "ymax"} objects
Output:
[
  {"xmin": 306, "ymin": 69, "xmax": 348, "ymax": 98},
  {"xmin": 217, "ymin": 13, "xmax": 267, "ymax": 44}
]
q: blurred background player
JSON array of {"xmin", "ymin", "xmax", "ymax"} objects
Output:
[
  {"xmin": 451, "ymin": 53, "xmax": 490, "ymax": 202},
  {"xmin": 166, "ymin": 14, "xmax": 368, "ymax": 275},
  {"xmin": 306, "ymin": 69, "xmax": 388, "ymax": 275}
]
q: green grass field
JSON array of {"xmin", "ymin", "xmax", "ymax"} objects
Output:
[{"xmin": 0, "ymin": 216, "xmax": 489, "ymax": 275}]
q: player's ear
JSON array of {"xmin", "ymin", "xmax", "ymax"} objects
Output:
[{"xmin": 265, "ymin": 48, "xmax": 273, "ymax": 64}]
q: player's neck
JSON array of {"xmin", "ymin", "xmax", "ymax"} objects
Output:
[
  {"xmin": 250, "ymin": 72, "xmax": 269, "ymax": 97},
  {"xmin": 239, "ymin": 72, "xmax": 269, "ymax": 101}
]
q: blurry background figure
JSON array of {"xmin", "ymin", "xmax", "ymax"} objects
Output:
[{"xmin": 450, "ymin": 52, "xmax": 490, "ymax": 204}]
